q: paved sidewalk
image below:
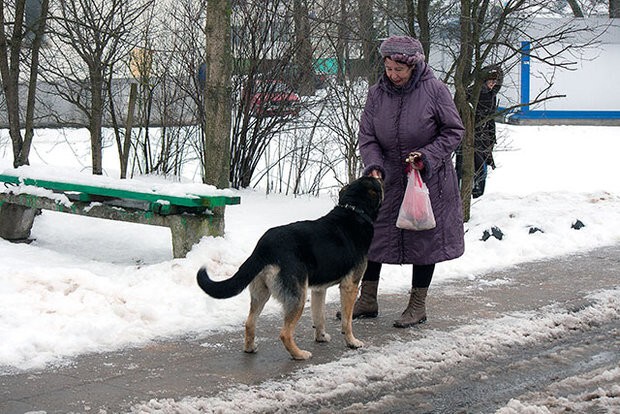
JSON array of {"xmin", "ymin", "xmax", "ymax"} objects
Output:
[{"xmin": 2, "ymin": 244, "xmax": 619, "ymax": 414}]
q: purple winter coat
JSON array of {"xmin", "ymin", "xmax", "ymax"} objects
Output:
[{"xmin": 359, "ymin": 63, "xmax": 465, "ymax": 265}]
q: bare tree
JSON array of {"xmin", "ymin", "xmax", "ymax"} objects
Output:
[
  {"xmin": 312, "ymin": 79, "xmax": 367, "ymax": 185},
  {"xmin": 293, "ymin": 0, "xmax": 315, "ymax": 96},
  {"xmin": 447, "ymin": 1, "xmax": 605, "ymax": 220},
  {"xmin": 567, "ymin": 0, "xmax": 585, "ymax": 17},
  {"xmin": 611, "ymin": 0, "xmax": 620, "ymax": 17},
  {"xmin": 358, "ymin": 0, "xmax": 380, "ymax": 84},
  {"xmin": 153, "ymin": 0, "xmax": 209, "ymax": 180},
  {"xmin": 42, "ymin": 0, "xmax": 152, "ymax": 175},
  {"xmin": 403, "ymin": 0, "xmax": 431, "ymax": 56},
  {"xmin": 0, "ymin": 0, "xmax": 49, "ymax": 167},
  {"xmin": 202, "ymin": 0, "xmax": 232, "ymax": 188},
  {"xmin": 335, "ymin": 0, "xmax": 350, "ymax": 83},
  {"xmin": 228, "ymin": 0, "xmax": 308, "ymax": 189},
  {"xmin": 111, "ymin": 10, "xmax": 157, "ymax": 179},
  {"xmin": 453, "ymin": 0, "xmax": 476, "ymax": 221}
]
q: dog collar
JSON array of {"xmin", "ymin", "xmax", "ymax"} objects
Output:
[{"xmin": 337, "ymin": 203, "xmax": 374, "ymax": 225}]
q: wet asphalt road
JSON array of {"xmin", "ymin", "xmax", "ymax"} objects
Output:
[{"xmin": 1, "ymin": 243, "xmax": 619, "ymax": 413}]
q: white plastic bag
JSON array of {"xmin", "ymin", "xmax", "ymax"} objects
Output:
[{"xmin": 396, "ymin": 169, "xmax": 436, "ymax": 231}]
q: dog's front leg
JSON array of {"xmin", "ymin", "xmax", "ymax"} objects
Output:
[
  {"xmin": 311, "ymin": 288, "xmax": 331, "ymax": 343},
  {"xmin": 339, "ymin": 277, "xmax": 364, "ymax": 349}
]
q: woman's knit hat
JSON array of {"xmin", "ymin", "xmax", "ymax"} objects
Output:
[{"xmin": 379, "ymin": 36, "xmax": 425, "ymax": 66}]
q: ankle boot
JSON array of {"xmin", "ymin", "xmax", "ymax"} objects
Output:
[
  {"xmin": 393, "ymin": 287, "xmax": 428, "ymax": 328},
  {"xmin": 336, "ymin": 280, "xmax": 379, "ymax": 320}
]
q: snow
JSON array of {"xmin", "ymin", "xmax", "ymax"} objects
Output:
[
  {"xmin": 1, "ymin": 124, "xmax": 620, "ymax": 412},
  {"xmin": 0, "ymin": 163, "xmax": 236, "ymax": 199},
  {"xmin": 132, "ymin": 289, "xmax": 620, "ymax": 413}
]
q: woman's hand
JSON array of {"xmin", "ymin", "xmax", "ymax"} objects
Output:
[
  {"xmin": 369, "ymin": 169, "xmax": 383, "ymax": 179},
  {"xmin": 406, "ymin": 151, "xmax": 424, "ymax": 170}
]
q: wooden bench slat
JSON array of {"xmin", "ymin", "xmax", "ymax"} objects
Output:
[
  {"xmin": 0, "ymin": 171, "xmax": 241, "ymax": 258},
  {"xmin": 0, "ymin": 174, "xmax": 240, "ymax": 209}
]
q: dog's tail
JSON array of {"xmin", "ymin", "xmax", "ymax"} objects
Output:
[{"xmin": 196, "ymin": 258, "xmax": 264, "ymax": 299}]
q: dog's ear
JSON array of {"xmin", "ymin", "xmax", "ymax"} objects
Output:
[{"xmin": 367, "ymin": 187, "xmax": 382, "ymax": 203}]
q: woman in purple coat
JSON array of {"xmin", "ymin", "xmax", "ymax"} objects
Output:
[{"xmin": 354, "ymin": 35, "xmax": 465, "ymax": 327}]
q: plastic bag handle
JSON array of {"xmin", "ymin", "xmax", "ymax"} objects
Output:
[{"xmin": 413, "ymin": 169, "xmax": 423, "ymax": 187}]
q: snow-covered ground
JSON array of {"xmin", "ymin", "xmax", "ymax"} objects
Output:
[{"xmin": 1, "ymin": 124, "xmax": 620, "ymax": 413}]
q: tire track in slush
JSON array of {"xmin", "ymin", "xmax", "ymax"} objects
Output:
[
  {"xmin": 132, "ymin": 288, "xmax": 620, "ymax": 413},
  {"xmin": 336, "ymin": 319, "xmax": 619, "ymax": 413}
]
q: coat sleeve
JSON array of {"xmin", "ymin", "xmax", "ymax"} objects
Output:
[
  {"xmin": 419, "ymin": 80, "xmax": 465, "ymax": 180},
  {"xmin": 358, "ymin": 87, "xmax": 386, "ymax": 177}
]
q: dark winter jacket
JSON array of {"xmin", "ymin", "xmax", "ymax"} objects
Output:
[
  {"xmin": 358, "ymin": 62, "xmax": 465, "ymax": 265},
  {"xmin": 473, "ymin": 81, "xmax": 501, "ymax": 167}
]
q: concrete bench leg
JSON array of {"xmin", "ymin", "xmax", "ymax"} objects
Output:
[
  {"xmin": 167, "ymin": 207, "xmax": 226, "ymax": 258},
  {"xmin": 0, "ymin": 203, "xmax": 39, "ymax": 241}
]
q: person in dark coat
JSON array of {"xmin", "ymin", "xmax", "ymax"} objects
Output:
[
  {"xmin": 456, "ymin": 66, "xmax": 502, "ymax": 198},
  {"xmin": 350, "ymin": 35, "xmax": 465, "ymax": 328}
]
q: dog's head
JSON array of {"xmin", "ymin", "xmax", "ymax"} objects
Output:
[{"xmin": 338, "ymin": 176, "xmax": 384, "ymax": 221}]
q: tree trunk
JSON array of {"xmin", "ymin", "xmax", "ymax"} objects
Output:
[
  {"xmin": 0, "ymin": 0, "xmax": 48, "ymax": 168},
  {"xmin": 203, "ymin": 0, "xmax": 232, "ymax": 188},
  {"xmin": 0, "ymin": 0, "xmax": 26, "ymax": 167},
  {"xmin": 566, "ymin": 0, "xmax": 584, "ymax": 17},
  {"xmin": 20, "ymin": 0, "xmax": 48, "ymax": 167},
  {"xmin": 417, "ymin": 0, "xmax": 431, "ymax": 58},
  {"xmin": 293, "ymin": 0, "xmax": 315, "ymax": 96},
  {"xmin": 359, "ymin": 0, "xmax": 378, "ymax": 84},
  {"xmin": 90, "ymin": 71, "xmax": 104, "ymax": 175},
  {"xmin": 455, "ymin": 0, "xmax": 474, "ymax": 222},
  {"xmin": 406, "ymin": 2, "xmax": 416, "ymax": 37},
  {"xmin": 336, "ymin": 0, "xmax": 348, "ymax": 83},
  {"xmin": 611, "ymin": 0, "xmax": 620, "ymax": 18},
  {"xmin": 120, "ymin": 82, "xmax": 138, "ymax": 179}
]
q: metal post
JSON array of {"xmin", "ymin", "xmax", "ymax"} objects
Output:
[{"xmin": 520, "ymin": 41, "xmax": 531, "ymax": 112}]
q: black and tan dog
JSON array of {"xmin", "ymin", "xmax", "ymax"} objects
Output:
[{"xmin": 196, "ymin": 176, "xmax": 383, "ymax": 360}]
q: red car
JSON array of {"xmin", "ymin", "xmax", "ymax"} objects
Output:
[{"xmin": 249, "ymin": 80, "xmax": 301, "ymax": 117}]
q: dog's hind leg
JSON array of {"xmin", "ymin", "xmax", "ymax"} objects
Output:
[
  {"xmin": 244, "ymin": 278, "xmax": 270, "ymax": 354},
  {"xmin": 339, "ymin": 271, "xmax": 364, "ymax": 349},
  {"xmin": 311, "ymin": 288, "xmax": 331, "ymax": 343},
  {"xmin": 280, "ymin": 286, "xmax": 311, "ymax": 360}
]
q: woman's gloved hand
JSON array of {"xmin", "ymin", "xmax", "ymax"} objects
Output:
[{"xmin": 406, "ymin": 151, "xmax": 424, "ymax": 170}]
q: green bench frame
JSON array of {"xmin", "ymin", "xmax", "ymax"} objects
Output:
[{"xmin": 0, "ymin": 173, "xmax": 240, "ymax": 258}]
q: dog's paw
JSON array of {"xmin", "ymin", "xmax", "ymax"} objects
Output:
[
  {"xmin": 346, "ymin": 338, "xmax": 364, "ymax": 349},
  {"xmin": 244, "ymin": 344, "xmax": 257, "ymax": 353},
  {"xmin": 292, "ymin": 350, "xmax": 312, "ymax": 360},
  {"xmin": 315, "ymin": 332, "xmax": 331, "ymax": 343}
]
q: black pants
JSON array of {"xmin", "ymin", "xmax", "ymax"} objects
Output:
[
  {"xmin": 455, "ymin": 148, "xmax": 488, "ymax": 198},
  {"xmin": 362, "ymin": 260, "xmax": 435, "ymax": 288}
]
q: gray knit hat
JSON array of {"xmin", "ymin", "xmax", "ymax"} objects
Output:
[{"xmin": 379, "ymin": 35, "xmax": 425, "ymax": 66}]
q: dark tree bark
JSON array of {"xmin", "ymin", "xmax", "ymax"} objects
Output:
[
  {"xmin": 0, "ymin": 0, "xmax": 48, "ymax": 168},
  {"xmin": 611, "ymin": 0, "xmax": 620, "ymax": 18},
  {"xmin": 567, "ymin": 0, "xmax": 584, "ymax": 17},
  {"xmin": 44, "ymin": 0, "xmax": 151, "ymax": 175},
  {"xmin": 359, "ymin": 0, "xmax": 379, "ymax": 85},
  {"xmin": 293, "ymin": 0, "xmax": 315, "ymax": 96},
  {"xmin": 202, "ymin": 0, "xmax": 232, "ymax": 188},
  {"xmin": 454, "ymin": 0, "xmax": 475, "ymax": 222},
  {"xmin": 417, "ymin": 0, "xmax": 431, "ymax": 58},
  {"xmin": 336, "ymin": 0, "xmax": 349, "ymax": 83}
]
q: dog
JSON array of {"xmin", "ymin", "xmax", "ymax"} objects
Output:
[{"xmin": 196, "ymin": 176, "xmax": 383, "ymax": 360}]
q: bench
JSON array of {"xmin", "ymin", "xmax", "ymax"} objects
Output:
[{"xmin": 0, "ymin": 170, "xmax": 240, "ymax": 258}]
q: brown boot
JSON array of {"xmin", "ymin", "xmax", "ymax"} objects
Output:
[
  {"xmin": 393, "ymin": 287, "xmax": 428, "ymax": 328},
  {"xmin": 336, "ymin": 280, "xmax": 379, "ymax": 320}
]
